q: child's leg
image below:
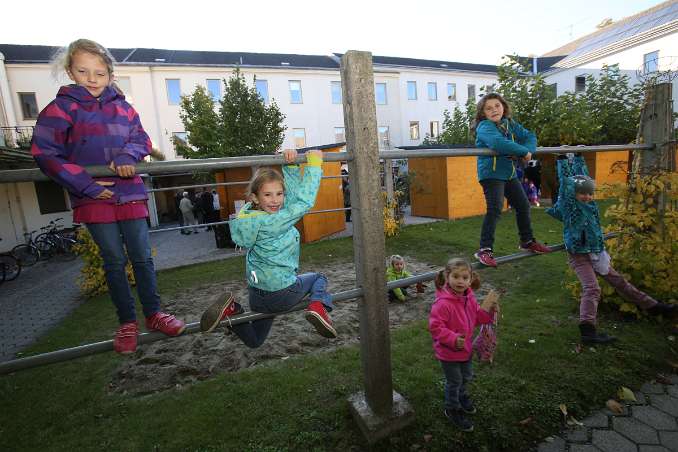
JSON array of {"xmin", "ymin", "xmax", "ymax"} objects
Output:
[
  {"xmin": 230, "ymin": 318, "xmax": 275, "ymax": 349},
  {"xmin": 567, "ymin": 253, "xmax": 601, "ymax": 324},
  {"xmin": 298, "ymin": 272, "xmax": 333, "ymax": 311},
  {"xmin": 479, "ymin": 179, "xmax": 506, "ymax": 249},
  {"xmin": 86, "ymin": 222, "xmax": 137, "ymax": 323},
  {"xmin": 504, "ymin": 178, "xmax": 534, "ymax": 245},
  {"xmin": 440, "ymin": 361, "xmax": 464, "ymax": 410},
  {"xmin": 600, "ymin": 266, "xmax": 657, "ymax": 310},
  {"xmin": 119, "ymin": 218, "xmax": 162, "ymax": 318},
  {"xmin": 458, "ymin": 359, "xmax": 474, "ymax": 401}
]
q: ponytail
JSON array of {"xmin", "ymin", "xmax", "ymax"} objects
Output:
[{"xmin": 434, "ymin": 270, "xmax": 447, "ymax": 290}]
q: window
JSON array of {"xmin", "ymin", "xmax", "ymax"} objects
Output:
[
  {"xmin": 427, "ymin": 82, "xmax": 437, "ymax": 101},
  {"xmin": 256, "ymin": 79, "xmax": 269, "ymax": 103},
  {"xmin": 289, "ymin": 80, "xmax": 303, "ymax": 104},
  {"xmin": 166, "ymin": 79, "xmax": 181, "ymax": 105},
  {"xmin": 467, "ymin": 84, "xmax": 476, "ymax": 101},
  {"xmin": 18, "ymin": 93, "xmax": 38, "ymax": 120},
  {"xmin": 378, "ymin": 126, "xmax": 390, "ymax": 148},
  {"xmin": 575, "ymin": 75, "xmax": 586, "ymax": 93},
  {"xmin": 447, "ymin": 83, "xmax": 456, "ymax": 101},
  {"xmin": 483, "ymin": 84, "xmax": 494, "ymax": 94},
  {"xmin": 644, "ymin": 50, "xmax": 659, "ymax": 73},
  {"xmin": 430, "ymin": 121, "xmax": 440, "ymax": 138},
  {"xmin": 207, "ymin": 79, "xmax": 221, "ymax": 102},
  {"xmin": 409, "ymin": 122, "xmax": 420, "ymax": 140},
  {"xmin": 331, "ymin": 81, "xmax": 342, "ymax": 104},
  {"xmin": 115, "ymin": 77, "xmax": 133, "ymax": 103},
  {"xmin": 334, "ymin": 127, "xmax": 345, "ymax": 143},
  {"xmin": 407, "ymin": 81, "xmax": 417, "ymax": 100},
  {"xmin": 375, "ymin": 83, "xmax": 387, "ymax": 105},
  {"xmin": 293, "ymin": 128, "xmax": 306, "ymax": 148},
  {"xmin": 34, "ymin": 181, "xmax": 68, "ymax": 214}
]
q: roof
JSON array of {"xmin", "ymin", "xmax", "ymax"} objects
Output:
[
  {"xmin": 0, "ymin": 44, "xmax": 497, "ymax": 74},
  {"xmin": 541, "ymin": 0, "xmax": 678, "ymax": 66}
]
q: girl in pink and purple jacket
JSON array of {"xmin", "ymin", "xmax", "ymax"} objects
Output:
[
  {"xmin": 31, "ymin": 39, "xmax": 185, "ymax": 355},
  {"xmin": 429, "ymin": 258, "xmax": 498, "ymax": 432}
]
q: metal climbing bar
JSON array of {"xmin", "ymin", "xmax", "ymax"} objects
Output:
[
  {"xmin": 0, "ymin": 144, "xmax": 653, "ymax": 183},
  {"xmin": 0, "ymin": 233, "xmax": 618, "ymax": 376}
]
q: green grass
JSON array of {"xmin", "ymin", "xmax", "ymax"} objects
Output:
[{"xmin": 1, "ymin": 204, "xmax": 674, "ymax": 451}]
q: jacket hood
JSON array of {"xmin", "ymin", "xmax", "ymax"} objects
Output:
[{"xmin": 56, "ymin": 84, "xmax": 122, "ymax": 104}]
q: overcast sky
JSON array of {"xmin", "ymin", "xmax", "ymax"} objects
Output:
[{"xmin": 0, "ymin": 0, "xmax": 666, "ymax": 65}]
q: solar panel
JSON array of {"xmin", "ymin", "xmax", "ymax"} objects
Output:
[{"xmin": 563, "ymin": 3, "xmax": 678, "ymax": 61}]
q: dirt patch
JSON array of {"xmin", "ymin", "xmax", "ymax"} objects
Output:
[{"xmin": 110, "ymin": 257, "xmax": 494, "ymax": 396}]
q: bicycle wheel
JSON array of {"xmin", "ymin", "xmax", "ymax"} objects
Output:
[
  {"xmin": 0, "ymin": 253, "xmax": 21, "ymax": 281},
  {"xmin": 12, "ymin": 244, "xmax": 39, "ymax": 266},
  {"xmin": 36, "ymin": 237, "xmax": 55, "ymax": 260}
]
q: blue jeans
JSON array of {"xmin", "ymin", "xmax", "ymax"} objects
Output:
[
  {"xmin": 479, "ymin": 178, "xmax": 534, "ymax": 249},
  {"xmin": 86, "ymin": 219, "xmax": 160, "ymax": 324},
  {"xmin": 440, "ymin": 360, "xmax": 474, "ymax": 410},
  {"xmin": 232, "ymin": 273, "xmax": 332, "ymax": 349}
]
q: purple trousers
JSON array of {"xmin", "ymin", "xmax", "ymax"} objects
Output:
[{"xmin": 567, "ymin": 252, "xmax": 657, "ymax": 324}]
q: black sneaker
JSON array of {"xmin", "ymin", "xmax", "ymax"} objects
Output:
[
  {"xmin": 579, "ymin": 323, "xmax": 617, "ymax": 345},
  {"xmin": 647, "ymin": 302, "xmax": 677, "ymax": 317},
  {"xmin": 444, "ymin": 409, "xmax": 474, "ymax": 432},
  {"xmin": 460, "ymin": 396, "xmax": 477, "ymax": 414}
]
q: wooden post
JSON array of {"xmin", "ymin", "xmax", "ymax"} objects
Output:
[
  {"xmin": 636, "ymin": 82, "xmax": 676, "ymax": 175},
  {"xmin": 341, "ymin": 50, "xmax": 414, "ymax": 443}
]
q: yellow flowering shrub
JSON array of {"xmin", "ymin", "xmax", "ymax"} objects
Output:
[{"xmin": 382, "ymin": 190, "xmax": 404, "ymax": 237}]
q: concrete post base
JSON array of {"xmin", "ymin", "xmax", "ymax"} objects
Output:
[{"xmin": 348, "ymin": 390, "xmax": 415, "ymax": 444}]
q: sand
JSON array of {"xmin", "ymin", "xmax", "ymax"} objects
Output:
[{"xmin": 109, "ymin": 258, "xmax": 494, "ymax": 396}]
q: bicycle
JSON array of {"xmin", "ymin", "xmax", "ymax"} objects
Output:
[
  {"xmin": 11, "ymin": 230, "xmax": 42, "ymax": 266},
  {"xmin": 36, "ymin": 219, "xmax": 79, "ymax": 262},
  {"xmin": 0, "ymin": 238, "xmax": 21, "ymax": 282}
]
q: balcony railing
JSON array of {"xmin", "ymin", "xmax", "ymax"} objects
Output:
[{"xmin": 0, "ymin": 126, "xmax": 34, "ymax": 150}]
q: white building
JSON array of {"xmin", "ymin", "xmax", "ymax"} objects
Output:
[
  {"xmin": 0, "ymin": 45, "xmax": 497, "ymax": 249},
  {"xmin": 537, "ymin": 0, "xmax": 678, "ymax": 103}
]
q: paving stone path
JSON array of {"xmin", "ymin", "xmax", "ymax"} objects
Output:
[{"xmin": 538, "ymin": 376, "xmax": 678, "ymax": 452}]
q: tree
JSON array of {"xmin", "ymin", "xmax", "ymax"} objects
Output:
[{"xmin": 176, "ymin": 68, "xmax": 286, "ymax": 158}]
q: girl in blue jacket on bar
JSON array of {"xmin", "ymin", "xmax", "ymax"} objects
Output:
[
  {"xmin": 199, "ymin": 149, "xmax": 337, "ymax": 347},
  {"xmin": 473, "ymin": 93, "xmax": 551, "ymax": 267}
]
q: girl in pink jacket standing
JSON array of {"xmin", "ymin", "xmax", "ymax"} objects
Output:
[{"xmin": 429, "ymin": 258, "xmax": 498, "ymax": 432}]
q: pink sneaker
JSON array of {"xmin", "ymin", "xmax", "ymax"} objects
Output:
[
  {"xmin": 114, "ymin": 321, "xmax": 139, "ymax": 355},
  {"xmin": 305, "ymin": 301, "xmax": 338, "ymax": 338},
  {"xmin": 519, "ymin": 240, "xmax": 551, "ymax": 254},
  {"xmin": 474, "ymin": 249, "xmax": 497, "ymax": 267},
  {"xmin": 145, "ymin": 312, "xmax": 186, "ymax": 336},
  {"xmin": 200, "ymin": 293, "xmax": 244, "ymax": 332}
]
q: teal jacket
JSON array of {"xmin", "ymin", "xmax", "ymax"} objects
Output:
[
  {"xmin": 230, "ymin": 162, "xmax": 321, "ymax": 292},
  {"xmin": 386, "ymin": 265, "xmax": 412, "ymax": 301},
  {"xmin": 475, "ymin": 118, "xmax": 536, "ymax": 181},
  {"xmin": 546, "ymin": 156, "xmax": 604, "ymax": 254}
]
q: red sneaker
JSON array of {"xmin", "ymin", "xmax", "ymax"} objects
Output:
[
  {"xmin": 519, "ymin": 240, "xmax": 551, "ymax": 254},
  {"xmin": 200, "ymin": 293, "xmax": 244, "ymax": 332},
  {"xmin": 305, "ymin": 301, "xmax": 338, "ymax": 338},
  {"xmin": 416, "ymin": 282, "xmax": 427, "ymax": 293},
  {"xmin": 114, "ymin": 321, "xmax": 139, "ymax": 355},
  {"xmin": 474, "ymin": 249, "xmax": 497, "ymax": 267},
  {"xmin": 145, "ymin": 312, "xmax": 186, "ymax": 336}
]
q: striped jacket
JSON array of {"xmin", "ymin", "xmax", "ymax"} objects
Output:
[{"xmin": 31, "ymin": 85, "xmax": 151, "ymax": 209}]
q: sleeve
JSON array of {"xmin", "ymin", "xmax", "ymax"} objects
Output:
[
  {"xmin": 469, "ymin": 291, "xmax": 493, "ymax": 325},
  {"xmin": 476, "ymin": 120, "xmax": 530, "ymax": 157},
  {"xmin": 511, "ymin": 121, "xmax": 537, "ymax": 151},
  {"xmin": 281, "ymin": 164, "xmax": 303, "ymax": 205},
  {"xmin": 31, "ymin": 101, "xmax": 104, "ymax": 199},
  {"xmin": 547, "ymin": 156, "xmax": 585, "ymax": 223},
  {"xmin": 112, "ymin": 104, "xmax": 152, "ymax": 167},
  {"xmin": 229, "ymin": 210, "xmax": 263, "ymax": 248},
  {"xmin": 429, "ymin": 304, "xmax": 460, "ymax": 348}
]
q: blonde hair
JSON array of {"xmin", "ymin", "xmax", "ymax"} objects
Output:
[
  {"xmin": 389, "ymin": 254, "xmax": 405, "ymax": 267},
  {"xmin": 51, "ymin": 39, "xmax": 115, "ymax": 81},
  {"xmin": 246, "ymin": 167, "xmax": 285, "ymax": 209},
  {"xmin": 434, "ymin": 257, "xmax": 480, "ymax": 290}
]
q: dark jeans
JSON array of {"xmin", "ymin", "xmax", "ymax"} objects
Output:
[
  {"xmin": 86, "ymin": 219, "xmax": 161, "ymax": 324},
  {"xmin": 479, "ymin": 178, "xmax": 534, "ymax": 250},
  {"xmin": 232, "ymin": 273, "xmax": 332, "ymax": 349},
  {"xmin": 440, "ymin": 359, "xmax": 474, "ymax": 410}
]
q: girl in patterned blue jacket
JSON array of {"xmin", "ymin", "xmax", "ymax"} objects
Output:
[
  {"xmin": 547, "ymin": 154, "xmax": 675, "ymax": 344},
  {"xmin": 199, "ymin": 149, "xmax": 337, "ymax": 347},
  {"xmin": 473, "ymin": 93, "xmax": 551, "ymax": 267}
]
